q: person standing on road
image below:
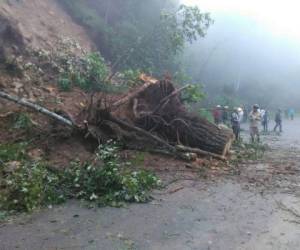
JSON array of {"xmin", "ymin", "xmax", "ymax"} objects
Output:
[
  {"xmin": 249, "ymin": 104, "xmax": 261, "ymax": 143},
  {"xmin": 288, "ymin": 108, "xmax": 295, "ymax": 120},
  {"xmin": 238, "ymin": 107, "xmax": 244, "ymax": 123},
  {"xmin": 274, "ymin": 109, "xmax": 283, "ymax": 132},
  {"xmin": 231, "ymin": 108, "xmax": 241, "ymax": 140},
  {"xmin": 243, "ymin": 106, "xmax": 249, "ymax": 123},
  {"xmin": 262, "ymin": 110, "xmax": 269, "ymax": 132},
  {"xmin": 213, "ymin": 105, "xmax": 222, "ymax": 125}
]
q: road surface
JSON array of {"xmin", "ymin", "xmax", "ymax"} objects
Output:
[{"xmin": 1, "ymin": 119, "xmax": 300, "ymax": 250}]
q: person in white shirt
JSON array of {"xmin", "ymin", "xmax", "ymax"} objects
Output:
[{"xmin": 249, "ymin": 104, "xmax": 261, "ymax": 143}]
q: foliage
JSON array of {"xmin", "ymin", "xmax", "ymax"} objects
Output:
[
  {"xmin": 59, "ymin": 0, "xmax": 212, "ymax": 75},
  {"xmin": 0, "ymin": 162, "xmax": 64, "ymax": 212},
  {"xmin": 59, "ymin": 52, "xmax": 109, "ymax": 92},
  {"xmin": 0, "ymin": 142, "xmax": 28, "ymax": 163},
  {"xmin": 12, "ymin": 113, "xmax": 33, "ymax": 131},
  {"xmin": 0, "ymin": 141, "xmax": 160, "ymax": 214},
  {"xmin": 198, "ymin": 108, "xmax": 214, "ymax": 123},
  {"xmin": 63, "ymin": 142, "xmax": 160, "ymax": 206},
  {"xmin": 160, "ymin": 5, "xmax": 212, "ymax": 52},
  {"xmin": 119, "ymin": 69, "xmax": 142, "ymax": 88},
  {"xmin": 182, "ymin": 84, "xmax": 205, "ymax": 104},
  {"xmin": 58, "ymin": 74, "xmax": 72, "ymax": 91}
]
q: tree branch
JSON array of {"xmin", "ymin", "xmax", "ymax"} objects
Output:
[{"xmin": 0, "ymin": 91, "xmax": 74, "ymax": 128}]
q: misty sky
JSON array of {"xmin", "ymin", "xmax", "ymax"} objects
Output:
[{"xmin": 182, "ymin": 0, "xmax": 300, "ymax": 107}]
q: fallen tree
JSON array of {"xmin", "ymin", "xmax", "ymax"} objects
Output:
[
  {"xmin": 80, "ymin": 76, "xmax": 234, "ymax": 158},
  {"xmin": 0, "ymin": 76, "xmax": 234, "ymax": 161},
  {"xmin": 0, "ymin": 91, "xmax": 74, "ymax": 127},
  {"xmin": 108, "ymin": 77, "xmax": 234, "ymax": 156}
]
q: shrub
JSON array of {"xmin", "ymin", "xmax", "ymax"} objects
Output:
[
  {"xmin": 0, "ymin": 141, "xmax": 160, "ymax": 214},
  {"xmin": 12, "ymin": 113, "xmax": 33, "ymax": 130},
  {"xmin": 59, "ymin": 52, "xmax": 110, "ymax": 92},
  {"xmin": 198, "ymin": 108, "xmax": 214, "ymax": 123},
  {"xmin": 120, "ymin": 69, "xmax": 142, "ymax": 87},
  {"xmin": 58, "ymin": 75, "xmax": 72, "ymax": 91},
  {"xmin": 181, "ymin": 84, "xmax": 205, "ymax": 104},
  {"xmin": 63, "ymin": 142, "xmax": 160, "ymax": 206},
  {"xmin": 0, "ymin": 142, "xmax": 28, "ymax": 163},
  {"xmin": 0, "ymin": 162, "xmax": 64, "ymax": 212}
]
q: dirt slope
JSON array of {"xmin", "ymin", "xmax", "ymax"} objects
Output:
[
  {"xmin": 0, "ymin": 0, "xmax": 98, "ymax": 167},
  {"xmin": 0, "ymin": 0, "xmax": 94, "ymax": 52}
]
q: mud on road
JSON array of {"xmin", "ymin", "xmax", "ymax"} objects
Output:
[{"xmin": 1, "ymin": 119, "xmax": 300, "ymax": 250}]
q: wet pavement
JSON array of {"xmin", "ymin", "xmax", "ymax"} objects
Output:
[{"xmin": 1, "ymin": 119, "xmax": 300, "ymax": 250}]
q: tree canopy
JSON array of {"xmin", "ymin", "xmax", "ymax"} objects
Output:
[{"xmin": 60, "ymin": 0, "xmax": 212, "ymax": 76}]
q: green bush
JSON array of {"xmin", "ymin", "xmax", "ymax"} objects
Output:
[
  {"xmin": 0, "ymin": 141, "xmax": 160, "ymax": 214},
  {"xmin": 63, "ymin": 142, "xmax": 160, "ymax": 205},
  {"xmin": 58, "ymin": 75, "xmax": 72, "ymax": 91},
  {"xmin": 0, "ymin": 142, "xmax": 28, "ymax": 163},
  {"xmin": 0, "ymin": 162, "xmax": 64, "ymax": 212},
  {"xmin": 12, "ymin": 113, "xmax": 33, "ymax": 130},
  {"xmin": 198, "ymin": 108, "xmax": 214, "ymax": 123},
  {"xmin": 181, "ymin": 84, "xmax": 205, "ymax": 104},
  {"xmin": 59, "ymin": 52, "xmax": 110, "ymax": 92},
  {"xmin": 120, "ymin": 69, "xmax": 142, "ymax": 87}
]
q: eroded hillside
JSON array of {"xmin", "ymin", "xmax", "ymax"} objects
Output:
[
  {"xmin": 0, "ymin": 0, "xmax": 98, "ymax": 166},
  {"xmin": 0, "ymin": 0, "xmax": 94, "ymax": 52}
]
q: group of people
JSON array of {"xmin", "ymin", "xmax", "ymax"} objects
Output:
[
  {"xmin": 212, "ymin": 105, "xmax": 244, "ymax": 141},
  {"xmin": 212, "ymin": 105, "xmax": 244, "ymax": 126},
  {"xmin": 212, "ymin": 104, "xmax": 295, "ymax": 143}
]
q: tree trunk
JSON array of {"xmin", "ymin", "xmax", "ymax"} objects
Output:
[{"xmin": 0, "ymin": 91, "xmax": 74, "ymax": 128}]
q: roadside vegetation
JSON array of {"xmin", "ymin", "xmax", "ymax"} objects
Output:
[{"xmin": 0, "ymin": 141, "xmax": 160, "ymax": 218}]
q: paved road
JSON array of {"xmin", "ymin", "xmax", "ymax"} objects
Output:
[{"xmin": 1, "ymin": 119, "xmax": 300, "ymax": 250}]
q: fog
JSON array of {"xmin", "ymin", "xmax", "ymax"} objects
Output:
[{"xmin": 182, "ymin": 0, "xmax": 300, "ymax": 108}]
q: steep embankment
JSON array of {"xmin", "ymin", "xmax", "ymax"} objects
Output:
[
  {"xmin": 0, "ymin": 0, "xmax": 95, "ymax": 92},
  {"xmin": 0, "ymin": 0, "xmax": 96, "ymax": 166},
  {"xmin": 0, "ymin": 0, "xmax": 94, "ymax": 52}
]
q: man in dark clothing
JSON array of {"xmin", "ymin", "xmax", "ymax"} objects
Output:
[
  {"xmin": 222, "ymin": 106, "xmax": 229, "ymax": 125},
  {"xmin": 231, "ymin": 108, "xmax": 240, "ymax": 140},
  {"xmin": 262, "ymin": 110, "xmax": 269, "ymax": 132},
  {"xmin": 243, "ymin": 106, "xmax": 249, "ymax": 123},
  {"xmin": 274, "ymin": 109, "xmax": 282, "ymax": 132}
]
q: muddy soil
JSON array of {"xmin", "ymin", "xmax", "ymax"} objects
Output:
[{"xmin": 1, "ymin": 119, "xmax": 300, "ymax": 250}]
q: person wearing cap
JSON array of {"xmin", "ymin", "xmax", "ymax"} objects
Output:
[
  {"xmin": 274, "ymin": 109, "xmax": 283, "ymax": 132},
  {"xmin": 249, "ymin": 104, "xmax": 261, "ymax": 142},
  {"xmin": 231, "ymin": 108, "xmax": 241, "ymax": 140},
  {"xmin": 262, "ymin": 109, "xmax": 269, "ymax": 132}
]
